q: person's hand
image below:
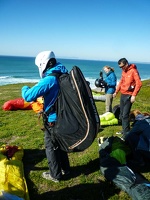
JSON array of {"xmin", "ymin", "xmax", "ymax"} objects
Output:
[
  {"xmin": 131, "ymin": 96, "xmax": 136, "ymax": 103},
  {"xmin": 113, "ymin": 92, "xmax": 117, "ymax": 98}
]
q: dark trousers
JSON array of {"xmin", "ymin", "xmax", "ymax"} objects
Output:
[
  {"xmin": 44, "ymin": 127, "xmax": 70, "ymax": 180},
  {"xmin": 120, "ymin": 94, "xmax": 132, "ymax": 134},
  {"xmin": 126, "ymin": 133, "xmax": 144, "ymax": 163}
]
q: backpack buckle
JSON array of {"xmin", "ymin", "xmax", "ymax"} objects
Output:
[{"xmin": 48, "ymin": 122, "xmax": 55, "ymax": 127}]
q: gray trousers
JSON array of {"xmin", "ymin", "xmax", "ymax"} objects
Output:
[{"xmin": 105, "ymin": 94, "xmax": 113, "ymax": 112}]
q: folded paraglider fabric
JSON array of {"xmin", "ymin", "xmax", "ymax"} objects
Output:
[
  {"xmin": 2, "ymin": 97, "xmax": 43, "ymax": 113},
  {"xmin": 99, "ymin": 112, "xmax": 118, "ymax": 126},
  {"xmin": 0, "ymin": 145, "xmax": 30, "ymax": 200}
]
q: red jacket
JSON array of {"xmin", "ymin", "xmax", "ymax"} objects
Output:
[{"xmin": 115, "ymin": 64, "xmax": 142, "ymax": 96}]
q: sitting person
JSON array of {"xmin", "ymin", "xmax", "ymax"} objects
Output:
[
  {"xmin": 99, "ymin": 136, "xmax": 150, "ymax": 199},
  {"xmin": 129, "ymin": 109, "xmax": 150, "ymax": 122},
  {"xmin": 125, "ymin": 110, "xmax": 150, "ymax": 167}
]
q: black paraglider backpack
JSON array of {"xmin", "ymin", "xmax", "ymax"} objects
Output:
[{"xmin": 45, "ymin": 66, "xmax": 100, "ymax": 153}]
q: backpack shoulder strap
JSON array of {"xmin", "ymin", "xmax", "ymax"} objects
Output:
[
  {"xmin": 48, "ymin": 72, "xmax": 61, "ymax": 78},
  {"xmin": 45, "ymin": 72, "xmax": 63, "ymax": 116}
]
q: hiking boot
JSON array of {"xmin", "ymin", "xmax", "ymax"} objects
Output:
[
  {"xmin": 42, "ymin": 172, "xmax": 59, "ymax": 183},
  {"xmin": 61, "ymin": 170, "xmax": 70, "ymax": 176}
]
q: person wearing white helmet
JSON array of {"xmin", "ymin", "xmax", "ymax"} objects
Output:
[
  {"xmin": 35, "ymin": 51, "xmax": 56, "ymax": 78},
  {"xmin": 22, "ymin": 51, "xmax": 70, "ymax": 182}
]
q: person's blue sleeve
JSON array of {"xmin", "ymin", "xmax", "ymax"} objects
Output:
[
  {"xmin": 22, "ymin": 84, "xmax": 45, "ymax": 102},
  {"xmin": 22, "ymin": 76, "xmax": 56, "ymax": 102},
  {"xmin": 22, "ymin": 86, "xmax": 31, "ymax": 100},
  {"xmin": 21, "ymin": 78, "xmax": 50, "ymax": 102}
]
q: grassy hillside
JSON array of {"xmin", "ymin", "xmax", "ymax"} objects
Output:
[{"xmin": 0, "ymin": 80, "xmax": 150, "ymax": 200}]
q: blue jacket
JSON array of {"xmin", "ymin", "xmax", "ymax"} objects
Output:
[
  {"xmin": 22, "ymin": 62, "xmax": 68, "ymax": 122},
  {"xmin": 104, "ymin": 71, "xmax": 117, "ymax": 94}
]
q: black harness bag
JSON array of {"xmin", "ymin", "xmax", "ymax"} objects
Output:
[{"xmin": 47, "ymin": 66, "xmax": 100, "ymax": 152}]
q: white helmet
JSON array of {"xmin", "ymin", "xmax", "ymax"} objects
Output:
[{"xmin": 35, "ymin": 51, "xmax": 55, "ymax": 78}]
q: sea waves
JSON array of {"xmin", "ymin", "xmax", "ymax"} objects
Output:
[
  {"xmin": 0, "ymin": 56, "xmax": 149, "ymax": 89},
  {"xmin": 0, "ymin": 75, "xmax": 98, "ymax": 89},
  {"xmin": 0, "ymin": 75, "xmax": 40, "ymax": 86}
]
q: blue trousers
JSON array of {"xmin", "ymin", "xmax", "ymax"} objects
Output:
[{"xmin": 44, "ymin": 127, "xmax": 70, "ymax": 180}]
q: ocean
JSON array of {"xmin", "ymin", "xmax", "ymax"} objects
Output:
[{"xmin": 0, "ymin": 55, "xmax": 149, "ymax": 89}]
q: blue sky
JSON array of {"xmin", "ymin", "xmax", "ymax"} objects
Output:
[{"xmin": 0, "ymin": 0, "xmax": 150, "ymax": 62}]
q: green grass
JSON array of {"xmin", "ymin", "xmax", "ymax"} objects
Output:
[{"xmin": 0, "ymin": 80, "xmax": 150, "ymax": 200}]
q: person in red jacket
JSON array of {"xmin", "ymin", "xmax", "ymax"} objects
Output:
[{"xmin": 113, "ymin": 58, "xmax": 142, "ymax": 136}]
